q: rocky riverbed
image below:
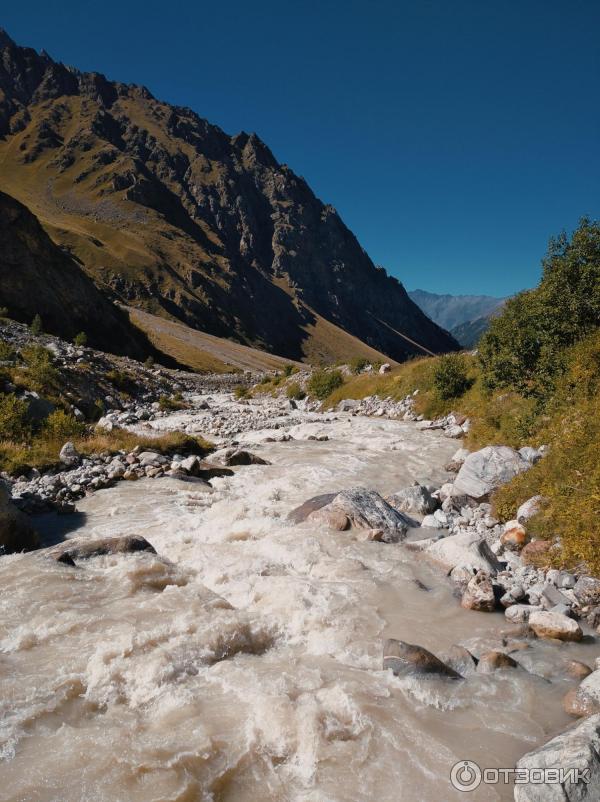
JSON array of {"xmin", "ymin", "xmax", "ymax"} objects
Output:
[{"xmin": 1, "ymin": 389, "xmax": 599, "ymax": 801}]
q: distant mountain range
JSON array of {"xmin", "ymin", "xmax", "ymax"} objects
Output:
[
  {"xmin": 408, "ymin": 289, "xmax": 507, "ymax": 347},
  {"xmin": 0, "ymin": 29, "xmax": 457, "ymax": 364}
]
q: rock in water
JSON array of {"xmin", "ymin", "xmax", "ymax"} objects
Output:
[
  {"xmin": 49, "ymin": 535, "xmax": 157, "ymax": 563},
  {"xmin": 461, "ymin": 570, "xmax": 496, "ymax": 612},
  {"xmin": 563, "ymin": 670, "xmax": 600, "ymax": 717},
  {"xmin": 528, "ymin": 611, "xmax": 583, "ymax": 642},
  {"xmin": 476, "ymin": 651, "xmax": 518, "ymax": 673},
  {"xmin": 288, "ymin": 494, "xmax": 337, "ymax": 524},
  {"xmin": 330, "ymin": 487, "xmax": 415, "ymax": 542},
  {"xmin": 222, "ymin": 450, "xmax": 270, "ymax": 466},
  {"xmin": 0, "ymin": 484, "xmax": 39, "ymax": 553},
  {"xmin": 383, "ymin": 639, "xmax": 462, "ymax": 679},
  {"xmin": 515, "ymin": 714, "xmax": 600, "ymax": 802},
  {"xmin": 453, "ymin": 445, "xmax": 530, "ymax": 500}
]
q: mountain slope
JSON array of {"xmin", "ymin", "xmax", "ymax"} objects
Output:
[
  {"xmin": 0, "ymin": 190, "xmax": 153, "ymax": 358},
  {"xmin": 408, "ymin": 289, "xmax": 506, "ymax": 331},
  {"xmin": 0, "ymin": 29, "xmax": 457, "ymax": 363}
]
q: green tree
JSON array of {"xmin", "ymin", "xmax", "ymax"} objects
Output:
[
  {"xmin": 30, "ymin": 314, "xmax": 43, "ymax": 336},
  {"xmin": 433, "ymin": 353, "xmax": 472, "ymax": 400},
  {"xmin": 73, "ymin": 332, "xmax": 88, "ymax": 347}
]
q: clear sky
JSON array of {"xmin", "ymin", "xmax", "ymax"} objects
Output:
[{"xmin": 2, "ymin": 0, "xmax": 599, "ymax": 296}]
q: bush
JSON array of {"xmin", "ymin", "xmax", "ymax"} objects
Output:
[
  {"xmin": 43, "ymin": 409, "xmax": 85, "ymax": 440},
  {"xmin": 479, "ymin": 218, "xmax": 600, "ymax": 396},
  {"xmin": 30, "ymin": 314, "xmax": 43, "ymax": 336},
  {"xmin": 349, "ymin": 357, "xmax": 370, "ymax": 375},
  {"xmin": 234, "ymin": 386, "xmax": 249, "ymax": 399},
  {"xmin": 307, "ymin": 369, "xmax": 344, "ymax": 400},
  {"xmin": 0, "ymin": 307, "xmax": 8, "ymax": 318},
  {"xmin": 144, "ymin": 356, "xmax": 155, "ymax": 369},
  {"xmin": 282, "ymin": 364, "xmax": 297, "ymax": 377},
  {"xmin": 0, "ymin": 394, "xmax": 30, "ymax": 441},
  {"xmin": 73, "ymin": 332, "xmax": 88, "ymax": 347},
  {"xmin": 286, "ymin": 381, "xmax": 306, "ymax": 401},
  {"xmin": 0, "ymin": 341, "xmax": 16, "ymax": 362},
  {"xmin": 20, "ymin": 345, "xmax": 58, "ymax": 392},
  {"xmin": 158, "ymin": 393, "xmax": 188, "ymax": 411},
  {"xmin": 433, "ymin": 353, "xmax": 472, "ymax": 400}
]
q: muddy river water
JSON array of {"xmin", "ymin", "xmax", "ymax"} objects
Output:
[{"xmin": 0, "ymin": 401, "xmax": 594, "ymax": 801}]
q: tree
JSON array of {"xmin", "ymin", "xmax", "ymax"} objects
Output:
[
  {"xmin": 73, "ymin": 332, "xmax": 88, "ymax": 347},
  {"xmin": 30, "ymin": 314, "xmax": 42, "ymax": 336}
]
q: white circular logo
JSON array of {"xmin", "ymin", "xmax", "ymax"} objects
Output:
[{"xmin": 450, "ymin": 760, "xmax": 482, "ymax": 792}]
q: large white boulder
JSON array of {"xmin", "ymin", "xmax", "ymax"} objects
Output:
[
  {"xmin": 453, "ymin": 445, "xmax": 530, "ymax": 500},
  {"xmin": 425, "ymin": 530, "xmax": 503, "ymax": 574}
]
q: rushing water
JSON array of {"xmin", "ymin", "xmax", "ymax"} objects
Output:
[{"xmin": 0, "ymin": 403, "xmax": 595, "ymax": 802}]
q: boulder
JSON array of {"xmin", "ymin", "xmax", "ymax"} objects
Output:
[
  {"xmin": 505, "ymin": 604, "xmax": 542, "ymax": 624},
  {"xmin": 0, "ymin": 484, "xmax": 39, "ymax": 554},
  {"xmin": 138, "ymin": 451, "xmax": 168, "ymax": 467},
  {"xmin": 439, "ymin": 644, "xmax": 478, "ymax": 676},
  {"xmin": 500, "ymin": 520, "xmax": 529, "ymax": 551},
  {"xmin": 328, "ymin": 487, "xmax": 415, "ymax": 542},
  {"xmin": 453, "ymin": 445, "xmax": 530, "ymax": 500},
  {"xmin": 49, "ymin": 535, "xmax": 156, "ymax": 563},
  {"xmin": 574, "ymin": 576, "xmax": 600, "ymax": 608},
  {"xmin": 528, "ymin": 611, "xmax": 583, "ymax": 642},
  {"xmin": 379, "ymin": 363, "xmax": 391, "ymax": 374},
  {"xmin": 307, "ymin": 507, "xmax": 350, "ymax": 531},
  {"xmin": 519, "ymin": 446, "xmax": 543, "ymax": 464},
  {"xmin": 566, "ymin": 661, "xmax": 593, "ymax": 680},
  {"xmin": 461, "ymin": 570, "xmax": 496, "ymax": 612},
  {"xmin": 288, "ymin": 493, "xmax": 337, "ymax": 524},
  {"xmin": 477, "ymin": 651, "xmax": 518, "ymax": 673},
  {"xmin": 337, "ymin": 399, "xmax": 359, "ymax": 412},
  {"xmin": 521, "ymin": 539, "xmax": 552, "ymax": 565},
  {"xmin": 59, "ymin": 441, "xmax": 80, "ymax": 467},
  {"xmin": 222, "ymin": 450, "xmax": 270, "ymax": 466},
  {"xmin": 383, "ymin": 638, "xmax": 462, "ymax": 679},
  {"xmin": 386, "ymin": 483, "xmax": 438, "ymax": 515},
  {"xmin": 565, "ymin": 670, "xmax": 600, "ymax": 718},
  {"xmin": 517, "ymin": 495, "xmax": 545, "ymax": 524},
  {"xmin": 425, "ymin": 530, "xmax": 505, "ymax": 575},
  {"xmin": 514, "ymin": 714, "xmax": 600, "ymax": 802}
]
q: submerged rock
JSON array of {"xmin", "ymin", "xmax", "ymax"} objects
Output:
[
  {"xmin": 476, "ymin": 651, "xmax": 518, "ymax": 673},
  {"xmin": 49, "ymin": 535, "xmax": 157, "ymax": 563},
  {"xmin": 383, "ymin": 638, "xmax": 462, "ymax": 679}
]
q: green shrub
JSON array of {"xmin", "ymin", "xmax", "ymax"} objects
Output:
[
  {"xmin": 158, "ymin": 393, "xmax": 188, "ymax": 411},
  {"xmin": 20, "ymin": 345, "xmax": 58, "ymax": 392},
  {"xmin": 349, "ymin": 357, "xmax": 370, "ymax": 375},
  {"xmin": 43, "ymin": 409, "xmax": 85, "ymax": 440},
  {"xmin": 30, "ymin": 314, "xmax": 43, "ymax": 336},
  {"xmin": 286, "ymin": 381, "xmax": 306, "ymax": 401},
  {"xmin": 0, "ymin": 394, "xmax": 30, "ymax": 441},
  {"xmin": 73, "ymin": 332, "xmax": 88, "ymax": 347},
  {"xmin": 283, "ymin": 364, "xmax": 297, "ymax": 377},
  {"xmin": 0, "ymin": 341, "xmax": 16, "ymax": 362},
  {"xmin": 144, "ymin": 356, "xmax": 155, "ymax": 369},
  {"xmin": 234, "ymin": 385, "xmax": 249, "ymax": 399},
  {"xmin": 307, "ymin": 369, "xmax": 344, "ymax": 400},
  {"xmin": 0, "ymin": 307, "xmax": 8, "ymax": 318},
  {"xmin": 479, "ymin": 218, "xmax": 600, "ymax": 396},
  {"xmin": 433, "ymin": 353, "xmax": 472, "ymax": 400}
]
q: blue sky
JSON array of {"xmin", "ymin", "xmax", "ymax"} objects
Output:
[{"xmin": 2, "ymin": 0, "xmax": 599, "ymax": 296}]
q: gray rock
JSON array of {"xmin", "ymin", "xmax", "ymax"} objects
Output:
[
  {"xmin": 528, "ymin": 611, "xmax": 583, "ymax": 642},
  {"xmin": 517, "ymin": 495, "xmax": 545, "ymax": 524},
  {"xmin": 386, "ymin": 484, "xmax": 438, "ymax": 515},
  {"xmin": 0, "ymin": 484, "xmax": 39, "ymax": 554},
  {"xmin": 329, "ymin": 487, "xmax": 414, "ymax": 542},
  {"xmin": 461, "ymin": 570, "xmax": 496, "ymax": 612},
  {"xmin": 574, "ymin": 577, "xmax": 600, "ymax": 607},
  {"xmin": 515, "ymin": 714, "xmax": 600, "ymax": 802},
  {"xmin": 59, "ymin": 441, "xmax": 80, "ymax": 467},
  {"xmin": 426, "ymin": 531, "xmax": 505, "ymax": 575},
  {"xmin": 49, "ymin": 535, "xmax": 156, "ymax": 563},
  {"xmin": 453, "ymin": 446, "xmax": 530, "ymax": 500},
  {"xmin": 519, "ymin": 446, "xmax": 543, "ymax": 464},
  {"xmin": 505, "ymin": 604, "xmax": 541, "ymax": 624},
  {"xmin": 383, "ymin": 639, "xmax": 462, "ymax": 679}
]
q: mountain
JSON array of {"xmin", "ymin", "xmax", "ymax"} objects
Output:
[
  {"xmin": 447, "ymin": 316, "xmax": 492, "ymax": 348},
  {"xmin": 0, "ymin": 190, "xmax": 153, "ymax": 358},
  {"xmin": 408, "ymin": 289, "xmax": 506, "ymax": 332},
  {"xmin": 0, "ymin": 29, "xmax": 457, "ymax": 364}
]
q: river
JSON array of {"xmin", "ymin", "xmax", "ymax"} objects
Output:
[{"xmin": 0, "ymin": 396, "xmax": 592, "ymax": 801}]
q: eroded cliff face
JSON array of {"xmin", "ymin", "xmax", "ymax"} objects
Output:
[{"xmin": 0, "ymin": 29, "xmax": 457, "ymax": 362}]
